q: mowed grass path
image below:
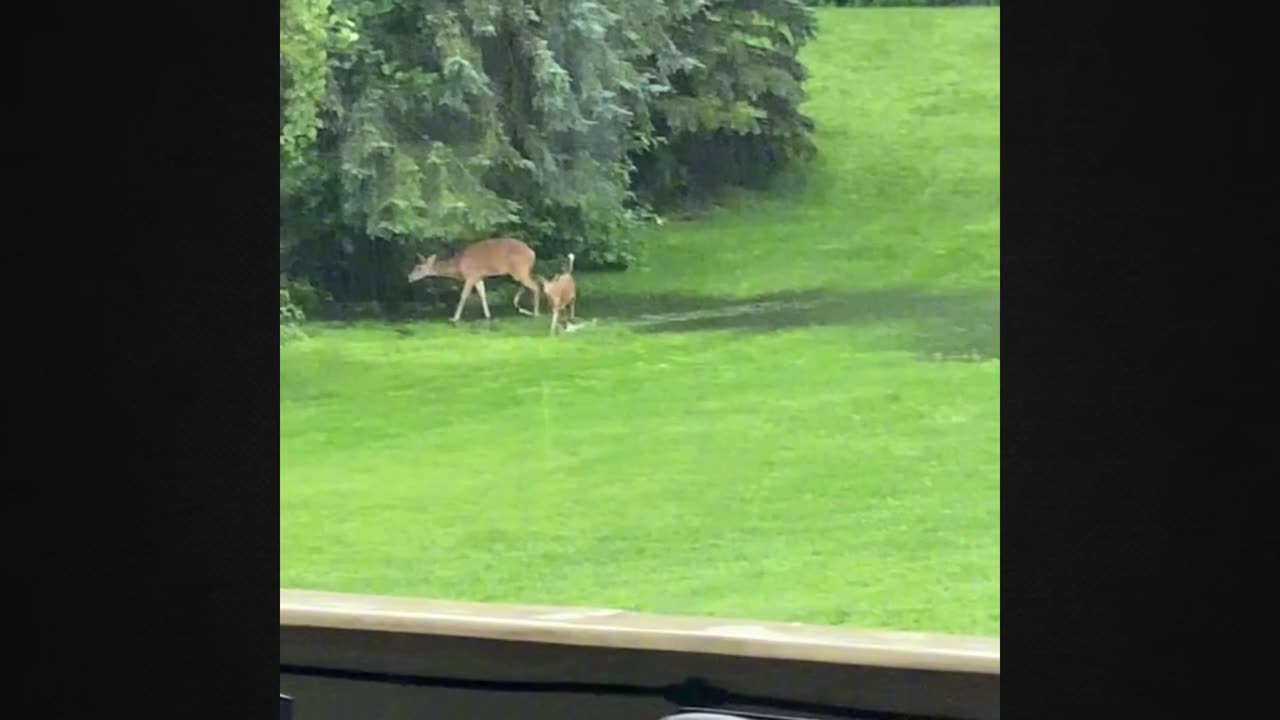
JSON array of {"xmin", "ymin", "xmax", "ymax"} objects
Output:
[{"xmin": 281, "ymin": 9, "xmax": 1000, "ymax": 636}]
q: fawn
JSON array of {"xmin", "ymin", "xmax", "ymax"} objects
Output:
[{"xmin": 538, "ymin": 253, "xmax": 577, "ymax": 336}]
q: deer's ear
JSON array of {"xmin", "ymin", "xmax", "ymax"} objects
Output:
[{"xmin": 416, "ymin": 253, "xmax": 426, "ymax": 263}]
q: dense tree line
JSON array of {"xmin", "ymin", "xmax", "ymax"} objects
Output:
[
  {"xmin": 281, "ymin": 0, "xmax": 818, "ymax": 311},
  {"xmin": 801, "ymin": 1, "xmax": 997, "ymax": 7}
]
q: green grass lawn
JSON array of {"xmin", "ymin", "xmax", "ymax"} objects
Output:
[{"xmin": 280, "ymin": 8, "xmax": 1000, "ymax": 636}]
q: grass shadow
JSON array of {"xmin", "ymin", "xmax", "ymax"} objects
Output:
[{"xmin": 589, "ymin": 286, "xmax": 999, "ymax": 361}]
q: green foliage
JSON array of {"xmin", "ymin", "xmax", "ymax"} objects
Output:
[
  {"xmin": 631, "ymin": 0, "xmax": 819, "ymax": 209},
  {"xmin": 281, "ymin": 0, "xmax": 820, "ymax": 305},
  {"xmin": 281, "ymin": 275, "xmax": 333, "ymax": 316},
  {"xmin": 802, "ymin": 1, "xmax": 996, "ymax": 6},
  {"xmin": 280, "ymin": 288, "xmax": 308, "ymax": 344},
  {"xmin": 281, "ymin": 0, "xmax": 339, "ymax": 195}
]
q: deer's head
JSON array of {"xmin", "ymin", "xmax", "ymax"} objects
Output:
[{"xmin": 407, "ymin": 253, "xmax": 440, "ymax": 282}]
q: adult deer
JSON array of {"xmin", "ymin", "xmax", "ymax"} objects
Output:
[
  {"xmin": 538, "ymin": 253, "xmax": 577, "ymax": 336},
  {"xmin": 407, "ymin": 238, "xmax": 540, "ymax": 322}
]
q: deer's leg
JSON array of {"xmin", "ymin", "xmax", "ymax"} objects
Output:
[
  {"xmin": 513, "ymin": 273, "xmax": 539, "ymax": 316},
  {"xmin": 550, "ymin": 308, "xmax": 559, "ymax": 335},
  {"xmin": 451, "ymin": 278, "xmax": 476, "ymax": 322},
  {"xmin": 476, "ymin": 280, "xmax": 491, "ymax": 319}
]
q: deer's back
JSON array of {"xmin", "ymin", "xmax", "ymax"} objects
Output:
[{"xmin": 459, "ymin": 237, "xmax": 535, "ymax": 276}]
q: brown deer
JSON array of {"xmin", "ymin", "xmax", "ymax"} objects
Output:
[
  {"xmin": 407, "ymin": 238, "xmax": 541, "ymax": 322},
  {"xmin": 538, "ymin": 253, "xmax": 577, "ymax": 336}
]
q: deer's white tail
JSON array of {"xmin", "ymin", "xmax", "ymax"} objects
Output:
[{"xmin": 567, "ymin": 253, "xmax": 575, "ymax": 273}]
